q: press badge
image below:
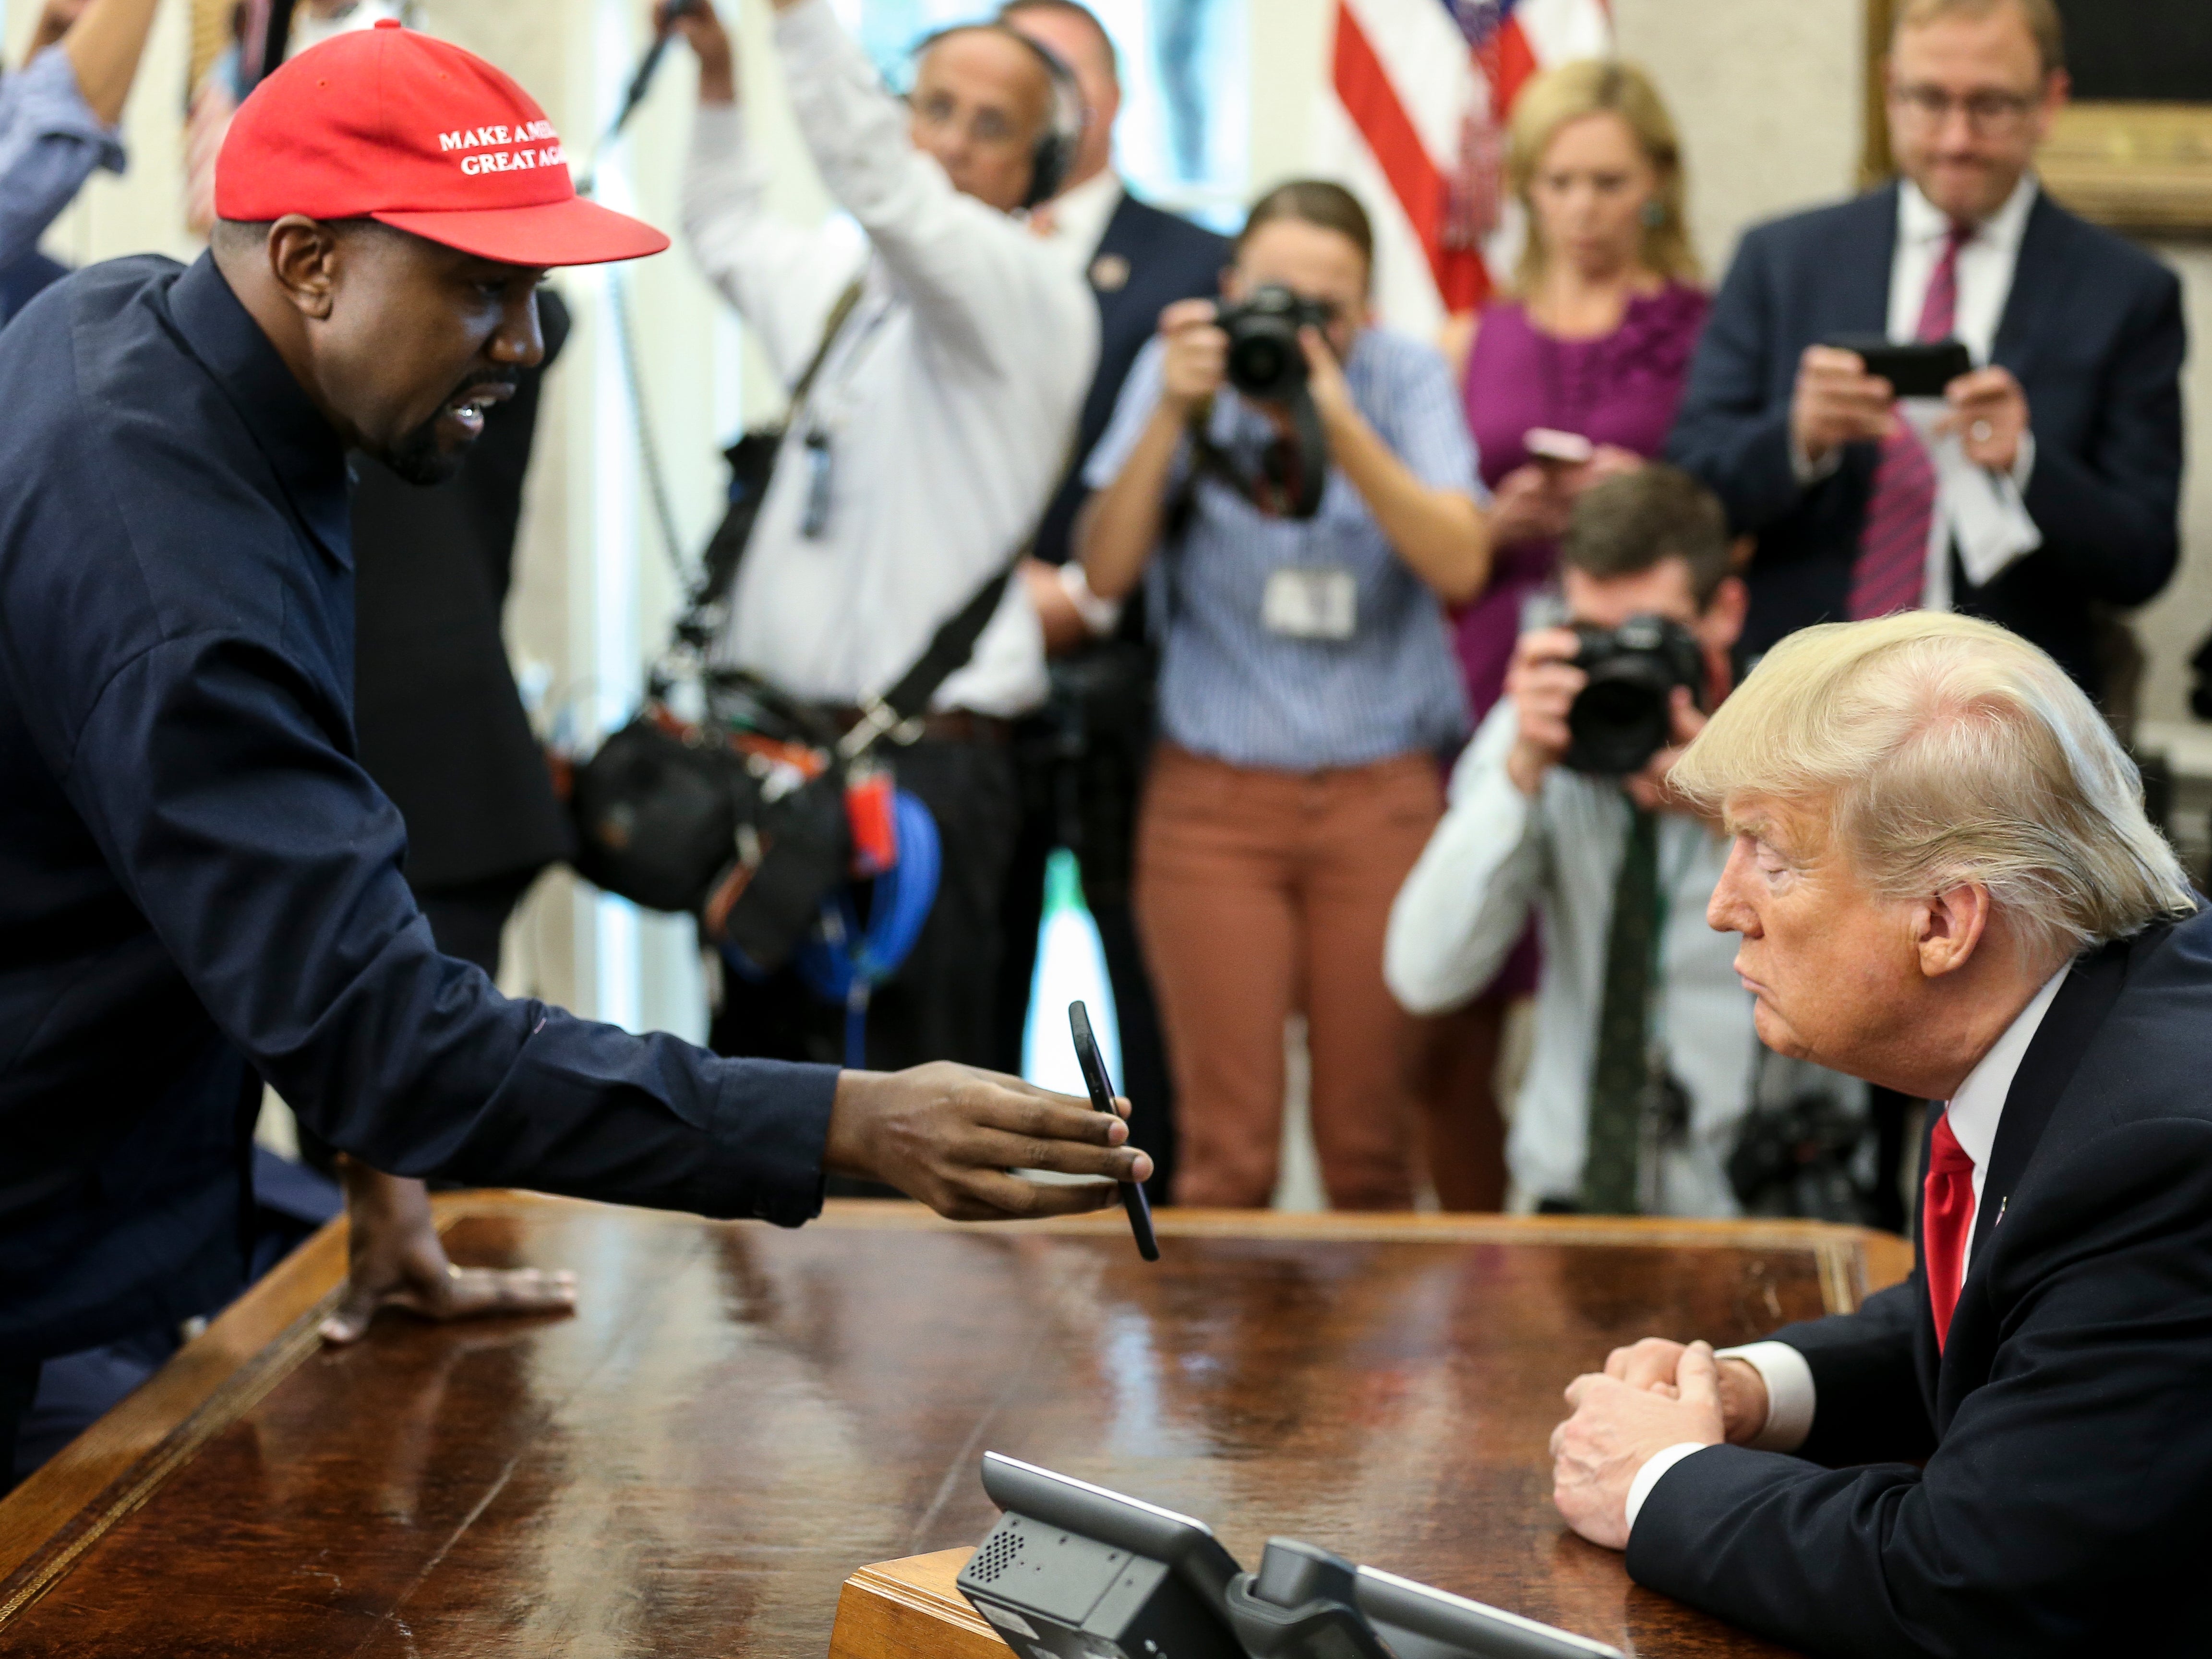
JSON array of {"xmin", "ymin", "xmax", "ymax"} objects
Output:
[{"xmin": 1262, "ymin": 566, "xmax": 1357, "ymax": 639}]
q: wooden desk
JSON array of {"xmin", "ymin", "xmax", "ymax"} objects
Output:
[{"xmin": 0, "ymin": 1198, "xmax": 1909, "ymax": 1658}]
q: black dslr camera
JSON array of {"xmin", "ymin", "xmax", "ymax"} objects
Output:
[
  {"xmin": 1217, "ymin": 284, "xmax": 1334, "ymax": 403},
  {"xmin": 1563, "ymin": 614, "xmax": 1705, "ymax": 775}
]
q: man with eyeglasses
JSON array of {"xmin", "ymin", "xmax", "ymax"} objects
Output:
[
  {"xmin": 666, "ymin": 0, "xmax": 1097, "ymax": 1085},
  {"xmin": 1668, "ymin": 0, "xmax": 2183, "ymax": 705}
]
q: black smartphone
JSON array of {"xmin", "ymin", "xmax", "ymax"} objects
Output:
[
  {"xmin": 1068, "ymin": 1001, "xmax": 1159, "ymax": 1262},
  {"xmin": 1825, "ymin": 334, "xmax": 1973, "ymax": 399}
]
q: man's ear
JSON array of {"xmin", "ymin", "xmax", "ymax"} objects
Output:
[
  {"xmin": 264, "ymin": 215, "xmax": 344, "ymax": 322},
  {"xmin": 1915, "ymin": 882, "xmax": 1993, "ymax": 980}
]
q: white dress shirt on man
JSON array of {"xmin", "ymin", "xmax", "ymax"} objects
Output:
[
  {"xmin": 1386, "ymin": 699, "xmax": 1861, "ymax": 1216},
  {"xmin": 1030, "ymin": 165, "xmax": 1123, "ymax": 275},
  {"xmin": 1623, "ymin": 963, "xmax": 2072, "ymax": 1533},
  {"xmin": 679, "ymin": 0, "xmax": 1098, "ymax": 718}
]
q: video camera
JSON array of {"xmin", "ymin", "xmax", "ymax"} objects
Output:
[{"xmin": 1563, "ymin": 615, "xmax": 1706, "ymax": 776}]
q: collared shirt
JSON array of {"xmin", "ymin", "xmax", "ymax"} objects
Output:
[
  {"xmin": 0, "ymin": 254, "xmax": 837, "ymax": 1359},
  {"xmin": 1889, "ymin": 173, "xmax": 2038, "ymax": 369},
  {"xmin": 1386, "ymin": 699, "xmax": 1861, "ymax": 1214},
  {"xmin": 1083, "ymin": 329, "xmax": 1476, "ymax": 771},
  {"xmin": 679, "ymin": 0, "xmax": 1098, "ymax": 719},
  {"xmin": 0, "ymin": 45, "xmax": 126, "ymax": 277},
  {"xmin": 1032, "ymin": 167, "xmax": 1124, "ymax": 276},
  {"xmin": 1624, "ymin": 962, "xmax": 2072, "ymax": 1533}
]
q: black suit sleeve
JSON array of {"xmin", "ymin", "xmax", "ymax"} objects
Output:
[
  {"xmin": 1763, "ymin": 1278, "xmax": 1936, "ymax": 1467},
  {"xmin": 1664, "ymin": 227, "xmax": 1805, "ymax": 535},
  {"xmin": 1627, "ymin": 1118, "xmax": 2212, "ymax": 1656},
  {"xmin": 2016, "ymin": 263, "xmax": 2185, "ymax": 607}
]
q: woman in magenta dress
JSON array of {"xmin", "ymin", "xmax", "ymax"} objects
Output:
[{"xmin": 1422, "ymin": 60, "xmax": 1709, "ymax": 1210}]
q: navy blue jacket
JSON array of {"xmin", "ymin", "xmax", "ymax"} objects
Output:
[
  {"xmin": 1031, "ymin": 191, "xmax": 1229, "ymax": 570},
  {"xmin": 1666, "ymin": 183, "xmax": 2184, "ymax": 693},
  {"xmin": 0, "ymin": 253, "xmax": 838, "ymax": 1360},
  {"xmin": 1629, "ymin": 911, "xmax": 2212, "ymax": 1654}
]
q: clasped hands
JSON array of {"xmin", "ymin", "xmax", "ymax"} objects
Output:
[
  {"xmin": 1792, "ymin": 344, "xmax": 2029, "ymax": 475},
  {"xmin": 1549, "ymin": 1339, "xmax": 1772, "ymax": 1551}
]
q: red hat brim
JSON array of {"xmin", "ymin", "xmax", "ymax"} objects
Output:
[{"xmin": 372, "ymin": 195, "xmax": 670, "ymax": 268}]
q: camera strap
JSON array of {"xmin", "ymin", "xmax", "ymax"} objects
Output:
[
  {"xmin": 1178, "ymin": 387, "xmax": 1328, "ymax": 522},
  {"xmin": 683, "ymin": 278, "xmax": 866, "ymax": 631}
]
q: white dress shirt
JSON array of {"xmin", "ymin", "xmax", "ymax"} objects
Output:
[
  {"xmin": 1623, "ymin": 963, "xmax": 2073, "ymax": 1534},
  {"xmin": 1386, "ymin": 700, "xmax": 1861, "ymax": 1216},
  {"xmin": 679, "ymin": 0, "xmax": 1099, "ymax": 717}
]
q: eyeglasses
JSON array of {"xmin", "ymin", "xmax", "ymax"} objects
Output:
[{"xmin": 1889, "ymin": 82, "xmax": 2041, "ymax": 134}]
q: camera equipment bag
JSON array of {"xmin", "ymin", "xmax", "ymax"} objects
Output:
[{"xmin": 570, "ymin": 280, "xmax": 1028, "ymax": 973}]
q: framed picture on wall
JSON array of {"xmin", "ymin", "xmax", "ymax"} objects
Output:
[{"xmin": 1861, "ymin": 0, "xmax": 2212, "ymax": 232}]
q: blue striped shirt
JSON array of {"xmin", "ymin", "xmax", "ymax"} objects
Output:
[{"xmin": 1084, "ymin": 326, "xmax": 1478, "ymax": 771}]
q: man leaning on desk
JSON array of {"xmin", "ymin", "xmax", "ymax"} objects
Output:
[
  {"xmin": 0, "ymin": 22, "xmax": 1148, "ymax": 1486},
  {"xmin": 1548, "ymin": 612, "xmax": 2211, "ymax": 1654}
]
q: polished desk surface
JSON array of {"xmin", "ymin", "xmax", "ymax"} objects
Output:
[{"xmin": 0, "ymin": 1197, "xmax": 1910, "ymax": 1658}]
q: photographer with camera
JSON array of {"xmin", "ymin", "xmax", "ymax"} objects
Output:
[
  {"xmin": 1079, "ymin": 180, "xmax": 1488, "ymax": 1210},
  {"xmin": 1386, "ymin": 467, "xmax": 1861, "ymax": 1216},
  {"xmin": 669, "ymin": 0, "xmax": 1097, "ymax": 1076}
]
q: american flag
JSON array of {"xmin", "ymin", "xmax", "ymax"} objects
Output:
[{"xmin": 1319, "ymin": 0, "xmax": 1613, "ymax": 336}]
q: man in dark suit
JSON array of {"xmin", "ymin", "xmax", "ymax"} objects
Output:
[
  {"xmin": 1546, "ymin": 611, "xmax": 2207, "ymax": 1654},
  {"xmin": 1666, "ymin": 0, "xmax": 2183, "ymax": 701},
  {"xmin": 995, "ymin": 0, "xmax": 1228, "ymax": 1197}
]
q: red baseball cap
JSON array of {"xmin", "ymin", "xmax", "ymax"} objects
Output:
[{"xmin": 215, "ymin": 19, "xmax": 667, "ymax": 267}]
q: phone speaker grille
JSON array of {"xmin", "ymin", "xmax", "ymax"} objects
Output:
[{"xmin": 971, "ymin": 1526, "xmax": 1025, "ymax": 1584}]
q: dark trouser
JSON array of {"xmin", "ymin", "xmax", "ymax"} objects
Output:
[
  {"xmin": 712, "ymin": 735, "xmax": 1018, "ymax": 1078},
  {"xmin": 995, "ymin": 734, "xmax": 1178, "ymax": 1204}
]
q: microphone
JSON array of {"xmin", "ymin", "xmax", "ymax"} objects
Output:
[{"xmin": 577, "ymin": 0, "xmax": 703, "ymax": 197}]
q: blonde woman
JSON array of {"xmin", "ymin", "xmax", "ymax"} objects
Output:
[{"xmin": 1423, "ymin": 60, "xmax": 1706, "ymax": 1209}]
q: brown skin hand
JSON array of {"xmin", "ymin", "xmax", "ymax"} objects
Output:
[
  {"xmin": 210, "ymin": 218, "xmax": 546, "ymax": 485},
  {"xmin": 827, "ymin": 1063, "xmax": 1152, "ymax": 1222},
  {"xmin": 321, "ymin": 1157, "xmax": 578, "ymax": 1346}
]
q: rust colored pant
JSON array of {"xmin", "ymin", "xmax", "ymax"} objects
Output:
[{"xmin": 1135, "ymin": 744, "xmax": 1444, "ymax": 1210}]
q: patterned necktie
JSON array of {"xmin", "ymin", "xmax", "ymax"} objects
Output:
[
  {"xmin": 1847, "ymin": 219, "xmax": 1973, "ymax": 621},
  {"xmin": 1922, "ymin": 1109, "xmax": 1977, "ymax": 1350},
  {"xmin": 1583, "ymin": 805, "xmax": 1659, "ymax": 1214}
]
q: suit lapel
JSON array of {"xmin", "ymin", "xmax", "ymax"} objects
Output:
[
  {"xmin": 1968, "ymin": 933, "xmax": 2137, "ymax": 1261},
  {"xmin": 1832, "ymin": 184, "xmax": 1900, "ymax": 336},
  {"xmin": 1991, "ymin": 190, "xmax": 2070, "ymax": 381},
  {"xmin": 1089, "ymin": 192, "xmax": 1146, "ymax": 337}
]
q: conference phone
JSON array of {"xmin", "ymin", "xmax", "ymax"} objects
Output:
[{"xmin": 957, "ymin": 1453, "xmax": 1623, "ymax": 1659}]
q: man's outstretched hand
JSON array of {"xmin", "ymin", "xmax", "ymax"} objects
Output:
[
  {"xmin": 320, "ymin": 1158, "xmax": 578, "ymax": 1345},
  {"xmin": 826, "ymin": 1062, "xmax": 1152, "ymax": 1222}
]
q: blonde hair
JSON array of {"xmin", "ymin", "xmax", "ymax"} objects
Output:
[
  {"xmin": 1894, "ymin": 0, "xmax": 2065, "ymax": 76},
  {"xmin": 1508, "ymin": 59, "xmax": 1697, "ymax": 296},
  {"xmin": 1671, "ymin": 613, "xmax": 2195, "ymax": 966}
]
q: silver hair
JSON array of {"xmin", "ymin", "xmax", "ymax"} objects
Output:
[{"xmin": 1671, "ymin": 612, "xmax": 2196, "ymax": 965}]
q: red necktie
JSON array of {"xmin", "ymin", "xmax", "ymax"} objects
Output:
[
  {"xmin": 1922, "ymin": 1109, "xmax": 1976, "ymax": 1350},
  {"xmin": 1847, "ymin": 220, "xmax": 1973, "ymax": 621}
]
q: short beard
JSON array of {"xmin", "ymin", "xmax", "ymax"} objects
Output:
[
  {"xmin": 381, "ymin": 417, "xmax": 466, "ymax": 486},
  {"xmin": 374, "ymin": 367, "xmax": 519, "ymax": 485}
]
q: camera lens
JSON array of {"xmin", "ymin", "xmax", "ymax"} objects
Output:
[{"xmin": 1567, "ymin": 670, "xmax": 1674, "ymax": 776}]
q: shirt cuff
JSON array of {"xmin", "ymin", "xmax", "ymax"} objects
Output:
[
  {"xmin": 1058, "ymin": 561, "xmax": 1123, "ymax": 637},
  {"xmin": 1715, "ymin": 1340, "xmax": 1816, "ymax": 1452},
  {"xmin": 1625, "ymin": 1443, "xmax": 1711, "ymax": 1535},
  {"xmin": 17, "ymin": 45, "xmax": 128, "ymax": 169},
  {"xmin": 1790, "ymin": 436, "xmax": 1843, "ymax": 487}
]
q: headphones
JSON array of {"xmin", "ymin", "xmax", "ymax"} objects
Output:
[{"xmin": 906, "ymin": 23, "xmax": 1086, "ymax": 210}]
